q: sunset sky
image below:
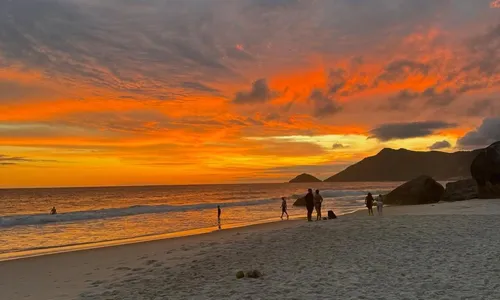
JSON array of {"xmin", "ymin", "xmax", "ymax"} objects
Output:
[{"xmin": 1, "ymin": 0, "xmax": 500, "ymax": 187}]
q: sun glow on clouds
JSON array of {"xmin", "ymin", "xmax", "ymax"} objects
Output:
[{"xmin": 0, "ymin": 0, "xmax": 499, "ymax": 187}]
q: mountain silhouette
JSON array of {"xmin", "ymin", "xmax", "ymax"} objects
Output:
[
  {"xmin": 324, "ymin": 148, "xmax": 482, "ymax": 182},
  {"xmin": 289, "ymin": 173, "xmax": 322, "ymax": 183}
]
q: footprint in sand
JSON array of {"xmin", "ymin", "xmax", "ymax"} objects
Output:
[
  {"xmin": 145, "ymin": 259, "xmax": 158, "ymax": 265},
  {"xmin": 91, "ymin": 280, "xmax": 107, "ymax": 286},
  {"xmin": 115, "ymin": 266, "xmax": 132, "ymax": 271},
  {"xmin": 132, "ymin": 267, "xmax": 145, "ymax": 272}
]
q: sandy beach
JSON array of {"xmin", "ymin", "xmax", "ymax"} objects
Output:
[{"xmin": 2, "ymin": 199, "xmax": 500, "ymax": 300}]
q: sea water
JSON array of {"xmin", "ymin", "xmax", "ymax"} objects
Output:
[{"xmin": 0, "ymin": 182, "xmax": 399, "ymax": 260}]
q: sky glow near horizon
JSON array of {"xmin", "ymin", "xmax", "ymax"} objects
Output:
[{"xmin": 0, "ymin": 0, "xmax": 499, "ymax": 187}]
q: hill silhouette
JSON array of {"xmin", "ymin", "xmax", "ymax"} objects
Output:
[
  {"xmin": 289, "ymin": 173, "xmax": 322, "ymax": 183},
  {"xmin": 324, "ymin": 148, "xmax": 482, "ymax": 182}
]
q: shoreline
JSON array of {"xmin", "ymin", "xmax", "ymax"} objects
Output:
[
  {"xmin": 0, "ymin": 215, "xmax": 306, "ymax": 262},
  {"xmin": 0, "ymin": 208, "xmax": 363, "ymax": 262}
]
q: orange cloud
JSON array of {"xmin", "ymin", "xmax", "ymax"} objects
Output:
[{"xmin": 1, "ymin": 0, "xmax": 499, "ymax": 187}]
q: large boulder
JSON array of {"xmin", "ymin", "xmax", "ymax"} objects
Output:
[
  {"xmin": 441, "ymin": 179, "xmax": 478, "ymax": 202},
  {"xmin": 385, "ymin": 175, "xmax": 444, "ymax": 205},
  {"xmin": 471, "ymin": 141, "xmax": 500, "ymax": 199},
  {"xmin": 293, "ymin": 196, "xmax": 306, "ymax": 206}
]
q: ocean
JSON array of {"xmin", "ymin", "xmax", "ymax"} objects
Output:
[{"xmin": 0, "ymin": 182, "xmax": 399, "ymax": 260}]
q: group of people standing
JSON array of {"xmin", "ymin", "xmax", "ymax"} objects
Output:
[
  {"xmin": 281, "ymin": 189, "xmax": 324, "ymax": 221},
  {"xmin": 305, "ymin": 189, "xmax": 324, "ymax": 221},
  {"xmin": 365, "ymin": 192, "xmax": 384, "ymax": 216},
  {"xmin": 218, "ymin": 190, "xmax": 383, "ymax": 228}
]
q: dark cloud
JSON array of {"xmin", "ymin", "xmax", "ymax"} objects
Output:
[
  {"xmin": 382, "ymin": 89, "xmax": 419, "ymax": 110},
  {"xmin": 0, "ymin": 154, "xmax": 58, "ymax": 166},
  {"xmin": 457, "ymin": 118, "xmax": 500, "ymax": 148},
  {"xmin": 233, "ymin": 79, "xmax": 278, "ymax": 104},
  {"xmin": 422, "ymin": 87, "xmax": 457, "ymax": 106},
  {"xmin": 245, "ymin": 117, "xmax": 264, "ymax": 126},
  {"xmin": 369, "ymin": 121, "xmax": 457, "ymax": 141},
  {"xmin": 181, "ymin": 82, "xmax": 220, "ymax": 94},
  {"xmin": 309, "ymin": 89, "xmax": 342, "ymax": 118},
  {"xmin": 332, "ymin": 143, "xmax": 349, "ymax": 150},
  {"xmin": 382, "ymin": 86, "xmax": 459, "ymax": 110},
  {"xmin": 428, "ymin": 140, "xmax": 452, "ymax": 150},
  {"xmin": 463, "ymin": 23, "xmax": 500, "ymax": 76},
  {"xmin": 466, "ymin": 99, "xmax": 497, "ymax": 116},
  {"xmin": 376, "ymin": 59, "xmax": 430, "ymax": 83},
  {"xmin": 0, "ymin": 80, "xmax": 56, "ymax": 102},
  {"xmin": 328, "ymin": 68, "xmax": 347, "ymax": 94},
  {"xmin": 0, "ymin": 0, "xmax": 237, "ymax": 96},
  {"xmin": 457, "ymin": 82, "xmax": 489, "ymax": 94}
]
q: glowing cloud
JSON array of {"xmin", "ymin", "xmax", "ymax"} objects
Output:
[{"xmin": 0, "ymin": 0, "xmax": 499, "ymax": 187}]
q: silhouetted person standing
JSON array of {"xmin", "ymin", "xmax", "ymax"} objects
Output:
[
  {"xmin": 217, "ymin": 205, "xmax": 221, "ymax": 229},
  {"xmin": 305, "ymin": 189, "xmax": 314, "ymax": 222},
  {"xmin": 50, "ymin": 207, "xmax": 57, "ymax": 215},
  {"xmin": 314, "ymin": 190, "xmax": 323, "ymax": 220},
  {"xmin": 365, "ymin": 193, "xmax": 374, "ymax": 216}
]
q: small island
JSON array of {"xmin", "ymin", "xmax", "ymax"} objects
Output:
[{"xmin": 289, "ymin": 173, "xmax": 322, "ymax": 183}]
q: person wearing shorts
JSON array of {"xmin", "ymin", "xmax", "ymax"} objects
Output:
[
  {"xmin": 314, "ymin": 190, "xmax": 323, "ymax": 220},
  {"xmin": 280, "ymin": 197, "xmax": 289, "ymax": 220},
  {"xmin": 377, "ymin": 194, "xmax": 384, "ymax": 216}
]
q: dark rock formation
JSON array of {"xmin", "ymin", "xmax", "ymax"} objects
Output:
[
  {"xmin": 325, "ymin": 148, "xmax": 482, "ymax": 182},
  {"xmin": 293, "ymin": 196, "xmax": 306, "ymax": 206},
  {"xmin": 385, "ymin": 175, "xmax": 444, "ymax": 205},
  {"xmin": 471, "ymin": 141, "xmax": 500, "ymax": 199},
  {"xmin": 441, "ymin": 179, "xmax": 478, "ymax": 202},
  {"xmin": 289, "ymin": 173, "xmax": 322, "ymax": 183}
]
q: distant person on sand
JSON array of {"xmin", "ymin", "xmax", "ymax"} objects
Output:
[
  {"xmin": 305, "ymin": 189, "xmax": 314, "ymax": 222},
  {"xmin": 365, "ymin": 193, "xmax": 374, "ymax": 216},
  {"xmin": 50, "ymin": 206, "xmax": 57, "ymax": 215},
  {"xmin": 217, "ymin": 205, "xmax": 221, "ymax": 229},
  {"xmin": 377, "ymin": 194, "xmax": 384, "ymax": 216},
  {"xmin": 280, "ymin": 197, "xmax": 289, "ymax": 220},
  {"xmin": 314, "ymin": 190, "xmax": 323, "ymax": 221}
]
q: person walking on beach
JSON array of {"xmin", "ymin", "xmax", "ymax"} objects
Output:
[
  {"xmin": 314, "ymin": 190, "xmax": 323, "ymax": 221},
  {"xmin": 365, "ymin": 193, "xmax": 374, "ymax": 216},
  {"xmin": 217, "ymin": 205, "xmax": 221, "ymax": 229},
  {"xmin": 377, "ymin": 194, "xmax": 384, "ymax": 216},
  {"xmin": 280, "ymin": 197, "xmax": 289, "ymax": 220},
  {"xmin": 305, "ymin": 189, "xmax": 314, "ymax": 222}
]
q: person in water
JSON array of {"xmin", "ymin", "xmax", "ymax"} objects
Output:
[
  {"xmin": 314, "ymin": 190, "xmax": 323, "ymax": 221},
  {"xmin": 377, "ymin": 194, "xmax": 384, "ymax": 216},
  {"xmin": 50, "ymin": 206, "xmax": 57, "ymax": 215},
  {"xmin": 305, "ymin": 189, "xmax": 314, "ymax": 222},
  {"xmin": 365, "ymin": 193, "xmax": 374, "ymax": 216},
  {"xmin": 217, "ymin": 205, "xmax": 221, "ymax": 229},
  {"xmin": 280, "ymin": 197, "xmax": 289, "ymax": 220}
]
